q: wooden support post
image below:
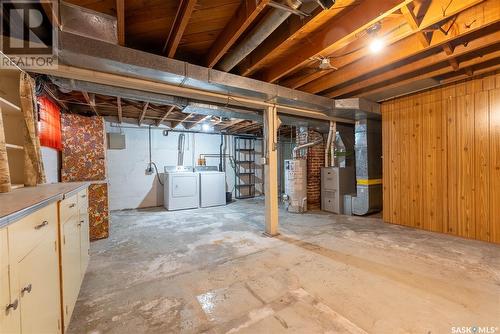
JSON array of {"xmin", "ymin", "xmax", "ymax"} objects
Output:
[{"xmin": 264, "ymin": 105, "xmax": 279, "ymax": 236}]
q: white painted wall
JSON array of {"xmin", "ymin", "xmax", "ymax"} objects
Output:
[
  {"xmin": 41, "ymin": 146, "xmax": 59, "ymax": 184},
  {"xmin": 105, "ymin": 122, "xmax": 263, "ymax": 210}
]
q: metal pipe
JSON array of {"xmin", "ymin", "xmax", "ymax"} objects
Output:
[
  {"xmin": 325, "ymin": 121, "xmax": 334, "ymax": 167},
  {"xmin": 219, "ymin": 134, "xmax": 224, "ymax": 172},
  {"xmin": 217, "ymin": 0, "xmax": 302, "ymax": 72},
  {"xmin": 331, "ymin": 122, "xmax": 336, "ymax": 167},
  {"xmin": 178, "ymin": 133, "xmax": 185, "ymax": 166},
  {"xmin": 292, "ymin": 138, "xmax": 322, "ymax": 159}
]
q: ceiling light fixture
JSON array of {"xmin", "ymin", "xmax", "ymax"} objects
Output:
[
  {"xmin": 202, "ymin": 123, "xmax": 211, "ymax": 132},
  {"xmin": 369, "ymin": 37, "xmax": 385, "ymax": 53}
]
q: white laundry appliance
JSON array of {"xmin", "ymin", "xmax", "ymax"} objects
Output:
[
  {"xmin": 164, "ymin": 166, "xmax": 199, "ymax": 210},
  {"xmin": 195, "ymin": 166, "xmax": 226, "ymax": 208}
]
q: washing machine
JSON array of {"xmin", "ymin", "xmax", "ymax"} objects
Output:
[
  {"xmin": 164, "ymin": 166, "xmax": 199, "ymax": 210},
  {"xmin": 196, "ymin": 166, "xmax": 226, "ymax": 208}
]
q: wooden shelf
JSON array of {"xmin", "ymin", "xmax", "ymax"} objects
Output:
[
  {"xmin": 6, "ymin": 143, "xmax": 23, "ymax": 150},
  {"xmin": 0, "ymin": 96, "xmax": 21, "ymax": 114}
]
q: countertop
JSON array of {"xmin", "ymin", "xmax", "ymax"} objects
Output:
[{"xmin": 0, "ymin": 182, "xmax": 90, "ymax": 228}]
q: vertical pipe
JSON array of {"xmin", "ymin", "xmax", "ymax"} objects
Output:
[
  {"xmin": 219, "ymin": 133, "xmax": 223, "ymax": 171},
  {"xmin": 331, "ymin": 122, "xmax": 336, "ymax": 167},
  {"xmin": 325, "ymin": 121, "xmax": 334, "ymax": 167}
]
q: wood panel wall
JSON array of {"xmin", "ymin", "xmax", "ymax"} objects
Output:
[{"xmin": 382, "ymin": 70, "xmax": 500, "ymax": 244}]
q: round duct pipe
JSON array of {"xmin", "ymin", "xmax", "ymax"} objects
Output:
[{"xmin": 217, "ymin": 0, "xmax": 302, "ymax": 72}]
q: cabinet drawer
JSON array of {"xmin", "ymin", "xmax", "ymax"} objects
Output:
[
  {"xmin": 8, "ymin": 203, "xmax": 57, "ymax": 262},
  {"xmin": 78, "ymin": 188, "xmax": 89, "ymax": 213},
  {"xmin": 0, "ymin": 229, "xmax": 7, "ymax": 271},
  {"xmin": 60, "ymin": 194, "xmax": 78, "ymax": 223}
]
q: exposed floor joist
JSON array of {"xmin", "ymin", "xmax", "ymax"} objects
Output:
[
  {"xmin": 163, "ymin": 0, "xmax": 197, "ymax": 58},
  {"xmin": 260, "ymin": 0, "xmax": 413, "ymax": 83},
  {"xmin": 206, "ymin": 0, "xmax": 270, "ymax": 68}
]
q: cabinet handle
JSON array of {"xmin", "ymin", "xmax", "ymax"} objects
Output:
[
  {"xmin": 69, "ymin": 203, "xmax": 76, "ymax": 208},
  {"xmin": 80, "ymin": 194, "xmax": 87, "ymax": 198},
  {"xmin": 34, "ymin": 220, "xmax": 48, "ymax": 230},
  {"xmin": 77, "ymin": 220, "xmax": 83, "ymax": 227},
  {"xmin": 5, "ymin": 299, "xmax": 18, "ymax": 312},
  {"xmin": 21, "ymin": 283, "xmax": 32, "ymax": 295}
]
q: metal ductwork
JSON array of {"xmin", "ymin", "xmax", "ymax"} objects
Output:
[
  {"xmin": 217, "ymin": 0, "xmax": 302, "ymax": 72},
  {"xmin": 351, "ymin": 118, "xmax": 382, "ymax": 215}
]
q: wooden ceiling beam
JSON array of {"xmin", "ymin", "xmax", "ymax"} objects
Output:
[
  {"xmin": 259, "ymin": 0, "xmax": 413, "ymax": 83},
  {"xmin": 117, "ymin": 96, "xmax": 123, "ymax": 123},
  {"xmin": 400, "ymin": 4, "xmax": 429, "ymax": 47},
  {"xmin": 116, "ymin": 0, "xmax": 125, "ymax": 46},
  {"xmin": 357, "ymin": 48, "xmax": 500, "ymax": 98},
  {"xmin": 156, "ymin": 105, "xmax": 176, "ymax": 126},
  {"xmin": 164, "ymin": 0, "xmax": 197, "ymax": 58},
  {"xmin": 218, "ymin": 119, "xmax": 245, "ymax": 131},
  {"xmin": 176, "ymin": 113, "xmax": 193, "ymax": 129},
  {"xmin": 302, "ymin": 0, "xmax": 495, "ymax": 94},
  {"xmin": 325, "ymin": 30, "xmax": 500, "ymax": 97},
  {"xmin": 81, "ymin": 91, "xmax": 99, "ymax": 116},
  {"xmin": 138, "ymin": 102, "xmax": 149, "ymax": 125},
  {"xmin": 186, "ymin": 115, "xmax": 210, "ymax": 129},
  {"xmin": 206, "ymin": 0, "xmax": 270, "ymax": 68}
]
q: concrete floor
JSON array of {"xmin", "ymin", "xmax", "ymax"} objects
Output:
[{"xmin": 68, "ymin": 198, "xmax": 500, "ymax": 334}]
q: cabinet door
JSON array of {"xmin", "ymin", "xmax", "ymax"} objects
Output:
[
  {"xmin": 17, "ymin": 236, "xmax": 61, "ymax": 334},
  {"xmin": 0, "ymin": 268, "xmax": 21, "ymax": 334},
  {"xmin": 79, "ymin": 213, "xmax": 90, "ymax": 280},
  {"xmin": 61, "ymin": 217, "xmax": 81, "ymax": 329}
]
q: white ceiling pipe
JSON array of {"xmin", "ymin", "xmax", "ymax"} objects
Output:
[{"xmin": 217, "ymin": 0, "xmax": 302, "ymax": 72}]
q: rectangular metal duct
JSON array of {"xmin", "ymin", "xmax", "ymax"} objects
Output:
[{"xmin": 60, "ymin": 2, "xmax": 118, "ymax": 45}]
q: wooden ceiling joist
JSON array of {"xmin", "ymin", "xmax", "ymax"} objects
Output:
[
  {"xmin": 156, "ymin": 105, "xmax": 176, "ymax": 126},
  {"xmin": 400, "ymin": 4, "xmax": 430, "ymax": 47},
  {"xmin": 260, "ymin": 0, "xmax": 413, "ymax": 83},
  {"xmin": 117, "ymin": 96, "xmax": 123, "ymax": 123},
  {"xmin": 301, "ymin": 0, "xmax": 497, "ymax": 95},
  {"xmin": 172, "ymin": 113, "xmax": 193, "ymax": 129},
  {"xmin": 326, "ymin": 30, "xmax": 500, "ymax": 98},
  {"xmin": 164, "ymin": 0, "xmax": 197, "ymax": 58},
  {"xmin": 186, "ymin": 115, "xmax": 210, "ymax": 129},
  {"xmin": 116, "ymin": 0, "xmax": 125, "ymax": 46},
  {"xmin": 206, "ymin": 0, "xmax": 270, "ymax": 68},
  {"xmin": 138, "ymin": 102, "xmax": 149, "ymax": 125},
  {"xmin": 81, "ymin": 91, "xmax": 99, "ymax": 116},
  {"xmin": 358, "ymin": 48, "xmax": 500, "ymax": 98}
]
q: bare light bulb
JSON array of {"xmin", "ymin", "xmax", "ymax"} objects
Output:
[
  {"xmin": 369, "ymin": 38, "xmax": 384, "ymax": 53},
  {"xmin": 202, "ymin": 123, "xmax": 211, "ymax": 132}
]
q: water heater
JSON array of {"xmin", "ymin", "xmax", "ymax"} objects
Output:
[{"xmin": 284, "ymin": 159, "xmax": 307, "ymax": 213}]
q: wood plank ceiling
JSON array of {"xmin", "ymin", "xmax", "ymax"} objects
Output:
[{"xmin": 59, "ymin": 0, "xmax": 499, "ymax": 127}]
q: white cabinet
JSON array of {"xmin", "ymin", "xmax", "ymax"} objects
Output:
[
  {"xmin": 0, "ymin": 203, "xmax": 61, "ymax": 334},
  {"xmin": 17, "ymin": 236, "xmax": 61, "ymax": 333},
  {"xmin": 59, "ymin": 189, "xmax": 90, "ymax": 331},
  {"xmin": 0, "ymin": 185, "xmax": 89, "ymax": 334}
]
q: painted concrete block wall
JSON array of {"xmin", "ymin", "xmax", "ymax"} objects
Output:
[
  {"xmin": 41, "ymin": 146, "xmax": 59, "ymax": 184},
  {"xmin": 106, "ymin": 122, "xmax": 263, "ymax": 211}
]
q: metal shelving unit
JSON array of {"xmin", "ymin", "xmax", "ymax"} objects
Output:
[{"xmin": 234, "ymin": 136, "xmax": 256, "ymax": 199}]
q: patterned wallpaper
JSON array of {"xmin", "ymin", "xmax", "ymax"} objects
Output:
[
  {"xmin": 89, "ymin": 183, "xmax": 109, "ymax": 240},
  {"xmin": 61, "ymin": 114, "xmax": 106, "ymax": 182},
  {"xmin": 61, "ymin": 113, "xmax": 109, "ymax": 240}
]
